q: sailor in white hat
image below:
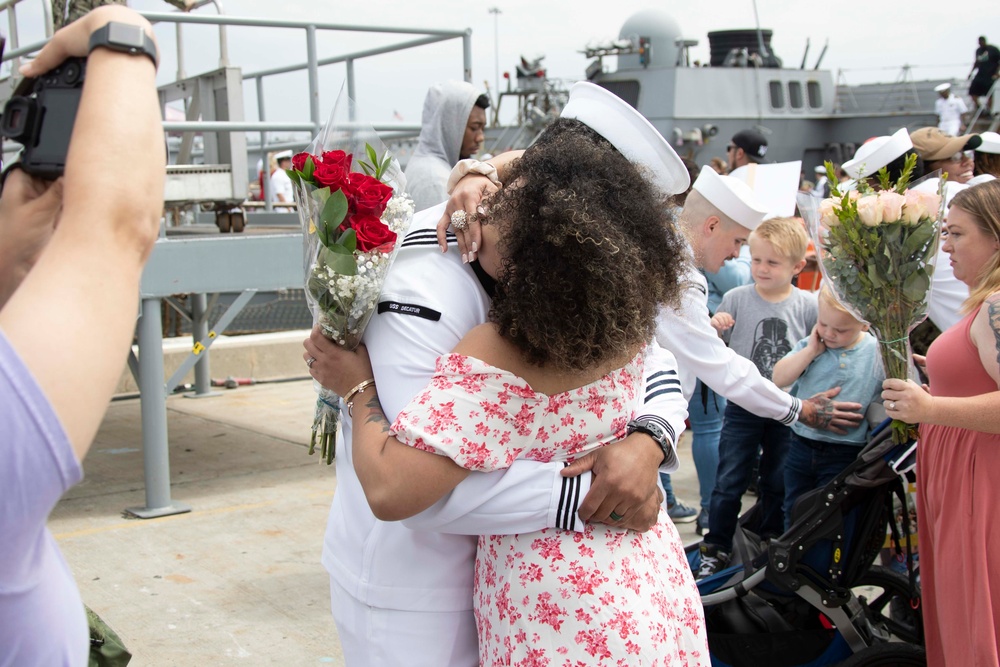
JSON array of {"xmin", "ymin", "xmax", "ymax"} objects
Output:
[
  {"xmin": 654, "ymin": 164, "xmax": 865, "ymax": 577},
  {"xmin": 934, "ymin": 81, "xmax": 969, "ymax": 136},
  {"xmin": 269, "ymin": 149, "xmax": 295, "ymax": 207},
  {"xmin": 310, "ymin": 83, "xmax": 693, "ymax": 667}
]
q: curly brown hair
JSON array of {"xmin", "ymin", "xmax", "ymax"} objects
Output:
[{"xmin": 482, "ymin": 118, "xmax": 688, "ymax": 370}]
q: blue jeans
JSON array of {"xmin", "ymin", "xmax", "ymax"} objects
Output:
[
  {"xmin": 688, "ymin": 379, "xmax": 726, "ymax": 512},
  {"xmin": 706, "ymin": 403, "xmax": 791, "ymax": 552},
  {"xmin": 783, "ymin": 433, "xmax": 862, "ymax": 530}
]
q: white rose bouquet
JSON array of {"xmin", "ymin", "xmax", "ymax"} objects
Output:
[{"xmin": 798, "ymin": 156, "xmax": 945, "ymax": 444}]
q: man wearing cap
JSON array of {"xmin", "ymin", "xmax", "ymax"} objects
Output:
[
  {"xmin": 934, "ymin": 82, "xmax": 969, "ymax": 136},
  {"xmin": 269, "ymin": 150, "xmax": 294, "ymax": 206},
  {"xmin": 727, "ymin": 128, "xmax": 769, "ymax": 172},
  {"xmin": 305, "ymin": 82, "xmax": 692, "ymax": 666},
  {"xmin": 911, "ymin": 127, "xmax": 983, "ymax": 185},
  {"xmin": 404, "ymin": 81, "xmax": 491, "ymax": 212}
]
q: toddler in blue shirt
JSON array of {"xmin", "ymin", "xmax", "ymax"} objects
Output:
[{"xmin": 772, "ymin": 285, "xmax": 885, "ymax": 528}]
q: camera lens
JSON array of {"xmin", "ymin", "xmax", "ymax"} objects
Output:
[{"xmin": 62, "ymin": 62, "xmax": 82, "ymax": 85}]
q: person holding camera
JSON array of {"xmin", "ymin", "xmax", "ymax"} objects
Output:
[{"xmin": 0, "ymin": 6, "xmax": 164, "ymax": 665}]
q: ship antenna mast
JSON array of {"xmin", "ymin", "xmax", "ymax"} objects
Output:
[{"xmin": 751, "ymin": 0, "xmax": 769, "ymax": 61}]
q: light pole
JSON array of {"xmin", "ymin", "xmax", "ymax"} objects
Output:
[{"xmin": 489, "ymin": 7, "xmax": 502, "ymax": 104}]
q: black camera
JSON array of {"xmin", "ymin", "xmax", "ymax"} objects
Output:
[{"xmin": 1, "ymin": 56, "xmax": 86, "ymax": 179}]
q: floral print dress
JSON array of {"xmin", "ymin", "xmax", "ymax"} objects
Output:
[{"xmin": 392, "ymin": 352, "xmax": 709, "ymax": 666}]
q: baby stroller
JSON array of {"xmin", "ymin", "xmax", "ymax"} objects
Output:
[{"xmin": 688, "ymin": 421, "xmax": 925, "ymax": 666}]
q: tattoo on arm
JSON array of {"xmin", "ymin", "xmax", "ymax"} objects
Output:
[
  {"xmin": 988, "ymin": 298, "xmax": 1000, "ymax": 368},
  {"xmin": 362, "ymin": 393, "xmax": 392, "ymax": 434}
]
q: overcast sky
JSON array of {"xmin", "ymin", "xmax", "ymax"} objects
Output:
[{"xmin": 8, "ymin": 1, "xmax": 997, "ymax": 133}]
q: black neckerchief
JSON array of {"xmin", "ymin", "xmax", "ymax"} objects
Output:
[{"xmin": 469, "ymin": 260, "xmax": 496, "ymax": 299}]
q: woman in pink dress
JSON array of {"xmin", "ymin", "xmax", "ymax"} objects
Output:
[
  {"xmin": 317, "ymin": 128, "xmax": 709, "ymax": 665},
  {"xmin": 882, "ymin": 180, "xmax": 1000, "ymax": 666}
]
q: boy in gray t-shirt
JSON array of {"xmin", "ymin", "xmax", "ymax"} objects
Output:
[{"xmin": 697, "ymin": 217, "xmax": 818, "ymax": 578}]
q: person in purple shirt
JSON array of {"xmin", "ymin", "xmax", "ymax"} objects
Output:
[{"xmin": 0, "ymin": 7, "xmax": 165, "ymax": 665}]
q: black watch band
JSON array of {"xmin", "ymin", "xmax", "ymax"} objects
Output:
[
  {"xmin": 88, "ymin": 22, "xmax": 158, "ymax": 69},
  {"xmin": 626, "ymin": 418, "xmax": 672, "ymax": 465}
]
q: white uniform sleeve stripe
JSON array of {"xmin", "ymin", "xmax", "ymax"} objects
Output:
[
  {"xmin": 780, "ymin": 398, "xmax": 801, "ymax": 425},
  {"xmin": 646, "ymin": 387, "xmax": 683, "ymax": 403},
  {"xmin": 647, "ymin": 378, "xmax": 681, "ymax": 391}
]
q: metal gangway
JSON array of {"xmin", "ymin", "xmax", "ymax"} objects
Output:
[{"xmin": 0, "ymin": 0, "xmax": 471, "ymax": 518}]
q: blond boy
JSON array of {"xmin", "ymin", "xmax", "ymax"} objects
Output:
[
  {"xmin": 697, "ymin": 217, "xmax": 818, "ymax": 578},
  {"xmin": 773, "ymin": 286, "xmax": 885, "ymax": 526}
]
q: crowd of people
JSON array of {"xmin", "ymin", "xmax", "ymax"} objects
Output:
[{"xmin": 3, "ymin": 8, "xmax": 1000, "ymax": 666}]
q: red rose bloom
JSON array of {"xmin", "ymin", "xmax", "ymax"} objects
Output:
[
  {"xmin": 346, "ymin": 173, "xmax": 393, "ymax": 216},
  {"xmin": 291, "ymin": 152, "xmax": 311, "ymax": 173},
  {"xmin": 309, "ymin": 150, "xmax": 352, "ymax": 190},
  {"xmin": 351, "ymin": 213, "xmax": 397, "ymax": 252}
]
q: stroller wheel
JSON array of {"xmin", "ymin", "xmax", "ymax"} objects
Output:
[
  {"xmin": 853, "ymin": 565, "xmax": 923, "ymax": 646},
  {"xmin": 834, "ymin": 641, "xmax": 926, "ymax": 666}
]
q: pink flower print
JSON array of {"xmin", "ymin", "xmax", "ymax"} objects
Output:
[
  {"xmin": 535, "ymin": 426, "xmax": 551, "ymax": 444},
  {"xmin": 474, "ymin": 422, "xmax": 490, "ymax": 436},
  {"xmin": 560, "ymin": 413, "xmax": 576, "ymax": 428},
  {"xmin": 523, "ymin": 446, "xmax": 555, "ymax": 463},
  {"xmin": 515, "ymin": 628, "xmax": 527, "ymax": 644},
  {"xmin": 456, "ymin": 372, "xmax": 488, "ymax": 394},
  {"xmin": 514, "ymin": 647, "xmax": 550, "ymax": 667},
  {"xmin": 599, "ymin": 590, "xmax": 616, "ymax": 606},
  {"xmin": 546, "ymin": 392, "xmax": 572, "ymax": 415},
  {"xmin": 529, "ymin": 592, "xmax": 568, "ymax": 631},
  {"xmin": 574, "ymin": 608, "xmax": 593, "ymax": 624},
  {"xmin": 481, "ymin": 398, "xmax": 509, "ymax": 421},
  {"xmin": 439, "ymin": 353, "xmax": 472, "ymax": 375},
  {"xmin": 610, "ymin": 416, "xmax": 628, "ymax": 439},
  {"xmin": 615, "ymin": 558, "xmax": 642, "ymax": 595},
  {"xmin": 558, "ymin": 562, "xmax": 608, "ymax": 597},
  {"xmin": 506, "ymin": 381, "xmax": 537, "ymax": 399},
  {"xmin": 518, "ymin": 562, "xmax": 543, "ymax": 586},
  {"xmin": 578, "ymin": 544, "xmax": 595, "ymax": 559},
  {"xmin": 582, "ymin": 386, "xmax": 607, "ymax": 420},
  {"xmin": 607, "ymin": 609, "xmax": 638, "ymax": 640},
  {"xmin": 625, "ymin": 640, "xmax": 641, "ymax": 655},
  {"xmin": 457, "ymin": 438, "xmax": 496, "ymax": 471},
  {"xmin": 574, "ymin": 628, "xmax": 612, "ymax": 660},
  {"xmin": 562, "ymin": 430, "xmax": 589, "ymax": 456},
  {"xmin": 425, "ymin": 400, "xmax": 458, "ymax": 434},
  {"xmin": 513, "ymin": 403, "xmax": 537, "ymax": 436},
  {"xmin": 530, "ymin": 536, "xmax": 565, "ymax": 563}
]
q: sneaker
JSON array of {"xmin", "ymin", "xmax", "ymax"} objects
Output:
[
  {"xmin": 696, "ymin": 544, "xmax": 731, "ymax": 580},
  {"xmin": 695, "ymin": 510, "xmax": 709, "ymax": 536},
  {"xmin": 667, "ymin": 500, "xmax": 698, "ymax": 524}
]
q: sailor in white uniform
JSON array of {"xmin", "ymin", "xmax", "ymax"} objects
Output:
[
  {"xmin": 307, "ymin": 82, "xmax": 693, "ymax": 667},
  {"xmin": 934, "ymin": 82, "xmax": 968, "ymax": 137}
]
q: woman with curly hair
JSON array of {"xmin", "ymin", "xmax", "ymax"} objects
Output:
[{"xmin": 315, "ymin": 119, "xmax": 709, "ymax": 665}]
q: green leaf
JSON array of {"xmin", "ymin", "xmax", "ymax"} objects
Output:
[
  {"xmin": 336, "ymin": 227, "xmax": 357, "ymax": 252},
  {"xmin": 287, "ymin": 169, "xmax": 301, "ymax": 187},
  {"xmin": 359, "ymin": 162, "xmax": 375, "ymax": 176},
  {"xmin": 318, "ymin": 244, "xmax": 357, "ymax": 276},
  {"xmin": 902, "ymin": 270, "xmax": 931, "ymax": 302},
  {"xmin": 303, "ymin": 156, "xmax": 316, "ymax": 182},
  {"xmin": 366, "ymin": 143, "xmax": 378, "ymax": 166},
  {"xmin": 319, "ymin": 189, "xmax": 349, "ymax": 246}
]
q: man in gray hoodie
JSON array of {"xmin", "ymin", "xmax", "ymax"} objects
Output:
[{"xmin": 405, "ymin": 81, "xmax": 489, "ymax": 211}]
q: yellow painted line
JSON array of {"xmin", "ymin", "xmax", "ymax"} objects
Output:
[{"xmin": 53, "ymin": 500, "xmax": 277, "ymax": 540}]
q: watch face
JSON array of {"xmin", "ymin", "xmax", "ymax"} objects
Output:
[{"xmin": 107, "ymin": 22, "xmax": 145, "ymax": 49}]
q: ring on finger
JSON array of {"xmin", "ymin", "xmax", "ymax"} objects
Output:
[
  {"xmin": 450, "ymin": 209, "xmax": 469, "ymax": 231},
  {"xmin": 306, "ymin": 356, "xmax": 316, "ymax": 368},
  {"xmin": 609, "ymin": 510, "xmax": 625, "ymax": 521},
  {"xmin": 887, "ymin": 401, "xmax": 896, "ymax": 410}
]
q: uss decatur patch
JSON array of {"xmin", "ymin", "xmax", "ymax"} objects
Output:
[{"xmin": 377, "ymin": 301, "xmax": 442, "ymax": 321}]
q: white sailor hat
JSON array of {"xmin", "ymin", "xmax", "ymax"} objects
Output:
[
  {"xmin": 934, "ymin": 82, "xmax": 951, "ymax": 93},
  {"xmin": 976, "ymin": 131, "xmax": 1000, "ymax": 154},
  {"xmin": 730, "ymin": 161, "xmax": 802, "ymax": 218},
  {"xmin": 561, "ymin": 81, "xmax": 690, "ymax": 195},
  {"xmin": 842, "ymin": 128, "xmax": 913, "ymax": 179},
  {"xmin": 274, "ymin": 149, "xmax": 293, "ymax": 160},
  {"xmin": 691, "ymin": 165, "xmax": 769, "ymax": 230},
  {"xmin": 813, "ymin": 164, "xmax": 827, "ymax": 174}
]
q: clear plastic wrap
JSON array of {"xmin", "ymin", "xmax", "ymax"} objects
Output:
[
  {"xmin": 796, "ymin": 160, "xmax": 946, "ymax": 444},
  {"xmin": 288, "ymin": 95, "xmax": 414, "ymax": 462}
]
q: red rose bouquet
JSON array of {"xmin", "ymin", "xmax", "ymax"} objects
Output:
[{"xmin": 289, "ymin": 142, "xmax": 413, "ymax": 463}]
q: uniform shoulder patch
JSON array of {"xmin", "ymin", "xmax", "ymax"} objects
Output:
[{"xmin": 377, "ymin": 301, "xmax": 442, "ymax": 321}]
